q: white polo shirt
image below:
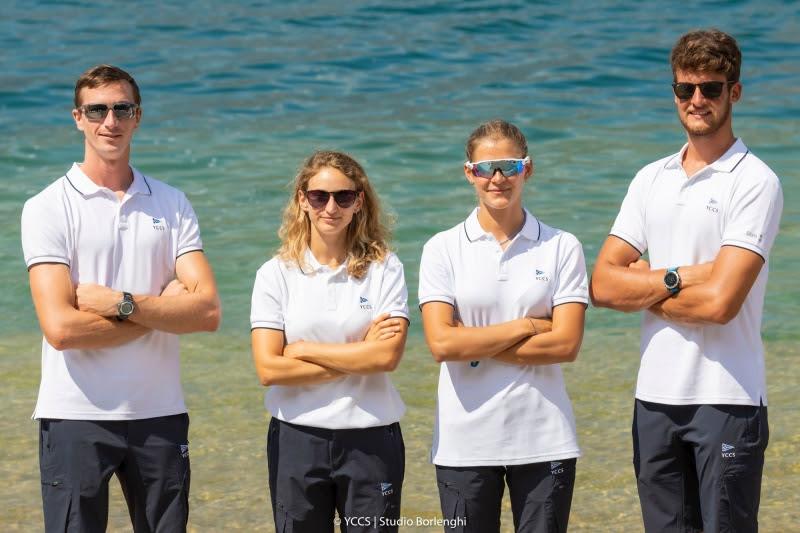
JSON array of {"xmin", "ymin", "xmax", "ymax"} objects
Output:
[
  {"xmin": 250, "ymin": 250, "xmax": 408, "ymax": 429},
  {"xmin": 610, "ymin": 139, "xmax": 783, "ymax": 406},
  {"xmin": 419, "ymin": 208, "xmax": 588, "ymax": 466},
  {"xmin": 21, "ymin": 163, "xmax": 203, "ymax": 420}
]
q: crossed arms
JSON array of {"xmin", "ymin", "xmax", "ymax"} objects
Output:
[
  {"xmin": 420, "ymin": 302, "xmax": 585, "ymax": 366},
  {"xmin": 590, "ymin": 236, "xmax": 763, "ymax": 324},
  {"xmin": 251, "ymin": 313, "xmax": 408, "ymax": 387},
  {"xmin": 28, "ymin": 250, "xmax": 221, "ymax": 351}
]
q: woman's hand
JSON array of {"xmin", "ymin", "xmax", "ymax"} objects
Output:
[{"xmin": 364, "ymin": 313, "xmax": 403, "ymax": 342}]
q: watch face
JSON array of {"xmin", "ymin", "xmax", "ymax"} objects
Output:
[
  {"xmin": 119, "ymin": 301, "xmax": 135, "ymax": 315},
  {"xmin": 665, "ymin": 272, "xmax": 679, "ymax": 289}
]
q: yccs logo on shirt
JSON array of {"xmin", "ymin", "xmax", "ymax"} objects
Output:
[
  {"xmin": 469, "ymin": 361, "xmax": 480, "ymax": 368},
  {"xmin": 179, "ymin": 444, "xmax": 189, "ymax": 458},
  {"xmin": 721, "ymin": 443, "xmax": 736, "ymax": 458},
  {"xmin": 359, "ymin": 296, "xmax": 372, "ymax": 310},
  {"xmin": 550, "ymin": 461, "xmax": 565, "ymax": 475},
  {"xmin": 535, "ymin": 269, "xmax": 550, "ymax": 282},
  {"xmin": 706, "ymin": 197, "xmax": 720, "ymax": 213},
  {"xmin": 380, "ymin": 482, "xmax": 393, "ymax": 496},
  {"xmin": 746, "ymin": 230, "xmax": 764, "ymax": 243},
  {"xmin": 152, "ymin": 217, "xmax": 166, "ymax": 231}
]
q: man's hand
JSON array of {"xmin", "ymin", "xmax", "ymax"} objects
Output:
[
  {"xmin": 160, "ymin": 279, "xmax": 188, "ymax": 297},
  {"xmin": 75, "ymin": 284, "xmax": 121, "ymax": 317},
  {"xmin": 364, "ymin": 313, "xmax": 403, "ymax": 342}
]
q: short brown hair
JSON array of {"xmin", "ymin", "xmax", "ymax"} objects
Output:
[
  {"xmin": 670, "ymin": 29, "xmax": 741, "ymax": 82},
  {"xmin": 74, "ymin": 64, "xmax": 141, "ymax": 107},
  {"xmin": 465, "ymin": 120, "xmax": 528, "ymax": 161}
]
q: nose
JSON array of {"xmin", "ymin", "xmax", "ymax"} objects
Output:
[
  {"xmin": 490, "ymin": 169, "xmax": 507, "ymax": 181},
  {"xmin": 102, "ymin": 109, "xmax": 119, "ymax": 127},
  {"xmin": 690, "ymin": 86, "xmax": 707, "ymax": 106},
  {"xmin": 323, "ymin": 195, "xmax": 339, "ymax": 212}
]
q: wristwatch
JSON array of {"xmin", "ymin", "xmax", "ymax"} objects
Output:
[
  {"xmin": 116, "ymin": 292, "xmax": 135, "ymax": 321},
  {"xmin": 664, "ymin": 267, "xmax": 681, "ymax": 295}
]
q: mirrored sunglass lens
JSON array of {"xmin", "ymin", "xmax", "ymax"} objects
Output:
[
  {"xmin": 474, "ymin": 160, "xmax": 522, "ymax": 177},
  {"xmin": 113, "ymin": 103, "xmax": 136, "ymax": 118},
  {"xmin": 333, "ymin": 191, "xmax": 357, "ymax": 207},
  {"xmin": 84, "ymin": 104, "xmax": 109, "ymax": 119}
]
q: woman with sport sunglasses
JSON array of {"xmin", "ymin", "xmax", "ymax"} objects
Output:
[
  {"xmin": 419, "ymin": 120, "xmax": 588, "ymax": 532},
  {"xmin": 250, "ymin": 150, "xmax": 409, "ymax": 532}
]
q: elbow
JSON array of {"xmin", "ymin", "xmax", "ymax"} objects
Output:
[
  {"xmin": 201, "ymin": 301, "xmax": 222, "ymax": 332},
  {"xmin": 589, "ymin": 279, "xmax": 616, "ymax": 310},
  {"xmin": 256, "ymin": 368, "xmax": 278, "ymax": 387},
  {"xmin": 556, "ymin": 340, "xmax": 582, "ymax": 363},
  {"xmin": 44, "ymin": 325, "xmax": 73, "ymax": 351},
  {"xmin": 428, "ymin": 341, "xmax": 454, "ymax": 363},
  {"xmin": 707, "ymin": 301, "xmax": 741, "ymax": 325}
]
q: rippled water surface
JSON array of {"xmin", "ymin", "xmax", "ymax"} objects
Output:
[{"xmin": 2, "ymin": 1, "xmax": 798, "ymax": 531}]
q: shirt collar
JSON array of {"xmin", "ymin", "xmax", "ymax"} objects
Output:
[
  {"xmin": 664, "ymin": 138, "xmax": 749, "ymax": 173},
  {"xmin": 65, "ymin": 163, "xmax": 152, "ymax": 197},
  {"xmin": 463, "ymin": 207, "xmax": 541, "ymax": 243},
  {"xmin": 300, "ymin": 248, "xmax": 349, "ymax": 276}
]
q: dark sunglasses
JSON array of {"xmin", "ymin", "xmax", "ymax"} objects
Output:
[
  {"xmin": 79, "ymin": 102, "xmax": 139, "ymax": 121},
  {"xmin": 465, "ymin": 157, "xmax": 530, "ymax": 179},
  {"xmin": 672, "ymin": 81, "xmax": 733, "ymax": 100},
  {"xmin": 305, "ymin": 189, "xmax": 359, "ymax": 209}
]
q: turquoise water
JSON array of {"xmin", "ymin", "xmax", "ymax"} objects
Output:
[{"xmin": 2, "ymin": 1, "xmax": 799, "ymax": 531}]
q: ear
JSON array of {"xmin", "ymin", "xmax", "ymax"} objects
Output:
[
  {"xmin": 72, "ymin": 108, "xmax": 84, "ymax": 131},
  {"xmin": 729, "ymin": 81, "xmax": 742, "ymax": 104},
  {"xmin": 297, "ymin": 189, "xmax": 311, "ymax": 213},
  {"xmin": 464, "ymin": 163, "xmax": 475, "ymax": 185},
  {"xmin": 524, "ymin": 159, "xmax": 535, "ymax": 181},
  {"xmin": 354, "ymin": 191, "xmax": 364, "ymax": 213},
  {"xmin": 133, "ymin": 106, "xmax": 142, "ymax": 130}
]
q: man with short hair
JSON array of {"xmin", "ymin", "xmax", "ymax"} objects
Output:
[
  {"xmin": 21, "ymin": 64, "xmax": 221, "ymax": 532},
  {"xmin": 591, "ymin": 30, "xmax": 782, "ymax": 532}
]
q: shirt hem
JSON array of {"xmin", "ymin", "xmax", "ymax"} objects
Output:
[
  {"xmin": 32, "ymin": 406, "xmax": 188, "ymax": 421},
  {"xmin": 432, "ymin": 449, "xmax": 581, "ymax": 467},
  {"xmin": 635, "ymin": 393, "xmax": 766, "ymax": 407}
]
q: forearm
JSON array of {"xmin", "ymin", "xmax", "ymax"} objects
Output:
[
  {"xmin": 649, "ymin": 282, "xmax": 727, "ymax": 325},
  {"xmin": 130, "ymin": 292, "xmax": 220, "ymax": 334},
  {"xmin": 494, "ymin": 329, "xmax": 582, "ymax": 366},
  {"xmin": 254, "ymin": 354, "xmax": 345, "ymax": 386},
  {"xmin": 592, "ymin": 262, "xmax": 711, "ymax": 312},
  {"xmin": 591, "ymin": 263, "xmax": 670, "ymax": 311},
  {"xmin": 427, "ymin": 318, "xmax": 537, "ymax": 362},
  {"xmin": 46, "ymin": 308, "xmax": 150, "ymax": 350},
  {"xmin": 289, "ymin": 337, "xmax": 406, "ymax": 375}
]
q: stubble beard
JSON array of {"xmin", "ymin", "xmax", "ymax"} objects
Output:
[{"xmin": 680, "ymin": 99, "xmax": 732, "ymax": 138}]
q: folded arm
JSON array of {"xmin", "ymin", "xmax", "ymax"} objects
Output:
[
  {"xmin": 28, "ymin": 263, "xmax": 150, "ymax": 351},
  {"xmin": 493, "ymin": 302, "xmax": 585, "ymax": 365},
  {"xmin": 590, "ymin": 236, "xmax": 712, "ymax": 312},
  {"xmin": 648, "ymin": 246, "xmax": 763, "ymax": 325},
  {"xmin": 420, "ymin": 301, "xmax": 552, "ymax": 362},
  {"xmin": 252, "ymin": 328, "xmax": 345, "ymax": 386},
  {"xmin": 284, "ymin": 314, "xmax": 408, "ymax": 374},
  {"xmin": 76, "ymin": 250, "xmax": 221, "ymax": 334}
]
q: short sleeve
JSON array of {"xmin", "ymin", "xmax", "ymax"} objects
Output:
[
  {"xmin": 375, "ymin": 253, "xmax": 409, "ymax": 320},
  {"xmin": 553, "ymin": 233, "xmax": 589, "ymax": 307},
  {"xmin": 722, "ymin": 173, "xmax": 783, "ymax": 260},
  {"xmin": 176, "ymin": 193, "xmax": 203, "ymax": 258},
  {"xmin": 250, "ymin": 259, "xmax": 286, "ymax": 330},
  {"xmin": 418, "ymin": 234, "xmax": 455, "ymax": 307},
  {"xmin": 21, "ymin": 195, "xmax": 70, "ymax": 268},
  {"xmin": 609, "ymin": 170, "xmax": 649, "ymax": 255}
]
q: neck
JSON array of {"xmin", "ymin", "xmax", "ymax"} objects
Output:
[
  {"xmin": 80, "ymin": 148, "xmax": 133, "ymax": 192},
  {"xmin": 477, "ymin": 203, "xmax": 525, "ymax": 241},
  {"xmin": 308, "ymin": 231, "xmax": 348, "ymax": 268},
  {"xmin": 684, "ymin": 127, "xmax": 736, "ymax": 170}
]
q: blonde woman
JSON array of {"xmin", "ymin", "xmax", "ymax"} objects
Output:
[{"xmin": 251, "ymin": 151, "xmax": 408, "ymax": 532}]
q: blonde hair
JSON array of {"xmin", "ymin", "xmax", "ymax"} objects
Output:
[{"xmin": 277, "ymin": 150, "xmax": 391, "ymax": 279}]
